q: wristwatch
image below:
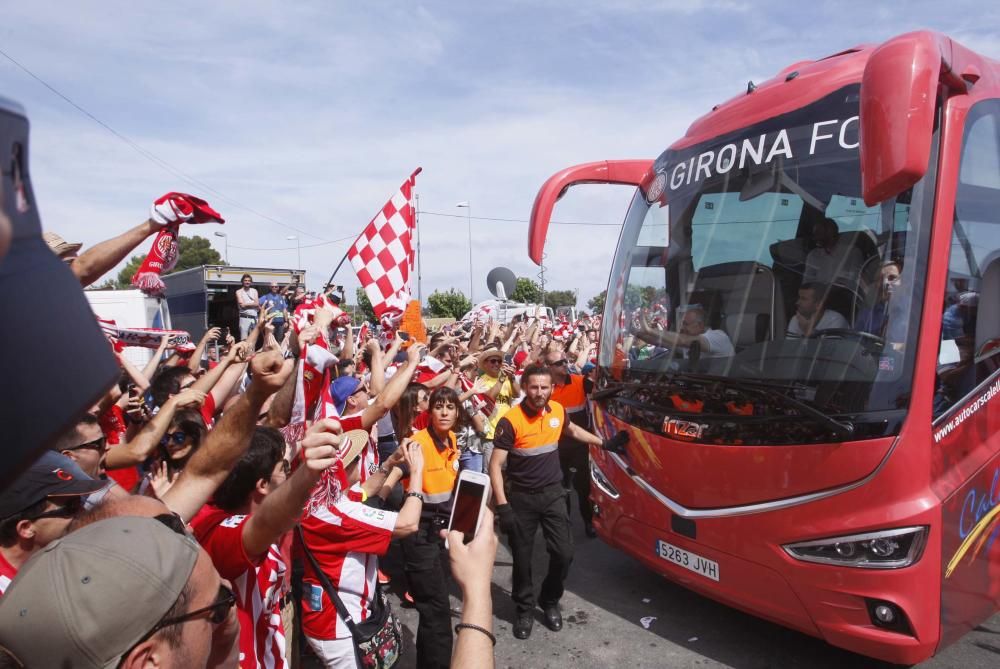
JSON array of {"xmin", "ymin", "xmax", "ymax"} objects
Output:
[{"xmin": 378, "ymin": 464, "xmax": 392, "ymax": 476}]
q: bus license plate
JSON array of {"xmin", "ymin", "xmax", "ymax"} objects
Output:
[{"xmin": 656, "ymin": 540, "xmax": 720, "ymax": 582}]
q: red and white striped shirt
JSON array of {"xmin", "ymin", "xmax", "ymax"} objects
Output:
[
  {"xmin": 299, "ymin": 493, "xmax": 397, "ymax": 640},
  {"xmin": 192, "ymin": 507, "xmax": 288, "ymax": 669}
]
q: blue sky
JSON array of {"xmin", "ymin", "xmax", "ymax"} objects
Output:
[{"xmin": 2, "ymin": 1, "xmax": 997, "ymax": 308}]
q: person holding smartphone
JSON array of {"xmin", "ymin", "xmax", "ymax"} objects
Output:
[{"xmin": 399, "ymin": 386, "xmax": 462, "ymax": 669}]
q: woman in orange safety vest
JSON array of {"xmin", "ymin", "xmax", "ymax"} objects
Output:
[{"xmin": 400, "ymin": 385, "xmax": 461, "ymax": 669}]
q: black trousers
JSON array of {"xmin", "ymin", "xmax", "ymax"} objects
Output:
[
  {"xmin": 559, "ymin": 439, "xmax": 593, "ymax": 525},
  {"xmin": 401, "ymin": 520, "xmax": 452, "ymax": 669},
  {"xmin": 508, "ymin": 483, "xmax": 574, "ymax": 615}
]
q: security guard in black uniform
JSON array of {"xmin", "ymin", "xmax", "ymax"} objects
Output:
[{"xmin": 489, "ymin": 363, "xmax": 628, "ymax": 639}]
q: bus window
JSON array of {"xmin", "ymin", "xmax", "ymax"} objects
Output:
[
  {"xmin": 934, "ymin": 100, "xmax": 1000, "ymax": 419},
  {"xmin": 825, "ymin": 195, "xmax": 912, "ymax": 233},
  {"xmin": 691, "ymin": 193, "xmax": 801, "ymax": 270}
]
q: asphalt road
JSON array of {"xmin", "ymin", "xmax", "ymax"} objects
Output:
[{"xmin": 369, "ymin": 511, "xmax": 1000, "ymax": 669}]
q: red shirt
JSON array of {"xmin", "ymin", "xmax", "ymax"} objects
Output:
[
  {"xmin": 192, "ymin": 506, "xmax": 287, "ymax": 669},
  {"xmin": 299, "ymin": 495, "xmax": 397, "ymax": 639},
  {"xmin": 101, "ymin": 405, "xmax": 141, "ymax": 491},
  {"xmin": 412, "ymin": 411, "xmax": 430, "ymax": 432},
  {"xmin": 0, "ymin": 551, "xmax": 18, "ymax": 596}
]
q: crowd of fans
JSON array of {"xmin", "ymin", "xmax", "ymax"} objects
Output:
[{"xmin": 0, "ymin": 213, "xmax": 613, "ymax": 669}]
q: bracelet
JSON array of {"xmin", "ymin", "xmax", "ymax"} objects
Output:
[
  {"xmin": 378, "ymin": 465, "xmax": 392, "ymax": 476},
  {"xmin": 406, "ymin": 491, "xmax": 424, "ymax": 502},
  {"xmin": 455, "ymin": 623, "xmax": 496, "ymax": 646}
]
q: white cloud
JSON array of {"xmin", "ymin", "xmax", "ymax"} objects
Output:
[{"xmin": 2, "ymin": 0, "xmax": 996, "ymax": 311}]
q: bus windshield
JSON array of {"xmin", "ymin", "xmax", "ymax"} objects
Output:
[{"xmin": 600, "ymin": 85, "xmax": 935, "ymax": 424}]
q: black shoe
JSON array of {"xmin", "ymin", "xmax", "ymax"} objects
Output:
[
  {"xmin": 542, "ymin": 605, "xmax": 563, "ymax": 632},
  {"xmin": 584, "ymin": 523, "xmax": 597, "ymax": 538},
  {"xmin": 513, "ymin": 614, "xmax": 534, "ymax": 639}
]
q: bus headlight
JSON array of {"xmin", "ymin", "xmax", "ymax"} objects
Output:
[
  {"xmin": 590, "ymin": 459, "xmax": 620, "ymax": 499},
  {"xmin": 782, "ymin": 526, "xmax": 928, "ymax": 569}
]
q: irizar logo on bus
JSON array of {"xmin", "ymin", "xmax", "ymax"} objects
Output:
[
  {"xmin": 662, "ymin": 416, "xmax": 707, "ymax": 440},
  {"xmin": 668, "ymin": 117, "xmax": 860, "ymax": 191}
]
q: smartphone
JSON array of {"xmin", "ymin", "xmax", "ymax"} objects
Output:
[
  {"xmin": 398, "ymin": 331, "xmax": 411, "ymax": 341},
  {"xmin": 446, "ymin": 470, "xmax": 492, "ymax": 548},
  {"xmin": 503, "ymin": 354, "xmax": 513, "ymax": 365},
  {"xmin": 221, "ymin": 326, "xmax": 230, "ymax": 341}
]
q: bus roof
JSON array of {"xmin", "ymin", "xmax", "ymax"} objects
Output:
[{"xmin": 673, "ymin": 30, "xmax": 1000, "ymax": 154}]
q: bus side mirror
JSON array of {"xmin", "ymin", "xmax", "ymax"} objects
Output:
[
  {"xmin": 860, "ymin": 31, "xmax": 952, "ymax": 206},
  {"xmin": 528, "ymin": 160, "xmax": 653, "ymax": 264}
]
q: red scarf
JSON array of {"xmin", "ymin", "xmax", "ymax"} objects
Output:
[{"xmin": 132, "ymin": 193, "xmax": 225, "ymax": 296}]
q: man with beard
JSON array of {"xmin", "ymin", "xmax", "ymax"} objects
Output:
[{"xmin": 489, "ymin": 364, "xmax": 627, "ymax": 640}]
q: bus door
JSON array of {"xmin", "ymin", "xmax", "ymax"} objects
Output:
[{"xmin": 934, "ymin": 98, "xmax": 1000, "ymax": 647}]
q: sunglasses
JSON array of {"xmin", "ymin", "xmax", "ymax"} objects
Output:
[
  {"xmin": 160, "ymin": 431, "xmax": 191, "ymax": 447},
  {"xmin": 485, "ymin": 358, "xmax": 502, "ymax": 364},
  {"xmin": 66, "ymin": 437, "xmax": 107, "ymax": 452},
  {"xmin": 29, "ymin": 497, "xmax": 83, "ymax": 521},
  {"xmin": 548, "ymin": 359, "xmax": 568, "ymax": 366},
  {"xmin": 153, "ymin": 583, "xmax": 237, "ymax": 629}
]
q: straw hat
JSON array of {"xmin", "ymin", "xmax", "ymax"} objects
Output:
[
  {"xmin": 339, "ymin": 429, "xmax": 371, "ymax": 467},
  {"xmin": 42, "ymin": 231, "xmax": 82, "ymax": 258},
  {"xmin": 477, "ymin": 347, "xmax": 503, "ymax": 371}
]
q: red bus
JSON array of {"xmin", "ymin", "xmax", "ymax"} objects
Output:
[{"xmin": 527, "ymin": 31, "xmax": 1000, "ymax": 664}]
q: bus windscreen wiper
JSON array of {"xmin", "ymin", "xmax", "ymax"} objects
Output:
[
  {"xmin": 664, "ymin": 372, "xmax": 855, "ymax": 439},
  {"xmin": 591, "ymin": 381, "xmax": 639, "ymax": 401}
]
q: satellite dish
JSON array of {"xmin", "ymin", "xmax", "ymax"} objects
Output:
[{"xmin": 486, "ymin": 267, "xmax": 516, "ymax": 301}]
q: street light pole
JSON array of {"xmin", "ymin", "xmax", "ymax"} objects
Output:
[
  {"xmin": 456, "ymin": 202, "xmax": 473, "ymax": 303},
  {"xmin": 213, "ymin": 231, "xmax": 228, "ymax": 264},
  {"xmin": 286, "ymin": 235, "xmax": 300, "ymax": 270}
]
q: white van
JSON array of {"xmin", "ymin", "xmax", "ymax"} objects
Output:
[
  {"xmin": 463, "ymin": 299, "xmax": 554, "ymax": 325},
  {"xmin": 84, "ymin": 289, "xmax": 172, "ymax": 367}
]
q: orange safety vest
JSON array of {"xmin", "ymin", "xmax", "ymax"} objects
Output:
[
  {"xmin": 407, "ymin": 427, "xmax": 459, "ymax": 504},
  {"xmin": 504, "ymin": 401, "xmax": 566, "ymax": 460},
  {"xmin": 550, "ymin": 374, "xmax": 587, "ymax": 415}
]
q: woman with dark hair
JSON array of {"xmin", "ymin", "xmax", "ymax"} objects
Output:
[
  {"xmin": 390, "ymin": 383, "xmax": 429, "ymax": 443},
  {"xmin": 144, "ymin": 409, "xmax": 207, "ymax": 497},
  {"xmin": 400, "ymin": 385, "xmax": 462, "ymax": 669}
]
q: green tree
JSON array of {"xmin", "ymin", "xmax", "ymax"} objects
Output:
[
  {"xmin": 588, "ymin": 290, "xmax": 607, "ymax": 313},
  {"xmin": 511, "ymin": 277, "xmax": 541, "ymax": 304},
  {"xmin": 355, "ymin": 287, "xmax": 376, "ymax": 323},
  {"xmin": 543, "ymin": 289, "xmax": 577, "ymax": 308},
  {"xmin": 115, "ymin": 255, "xmax": 145, "ymax": 288},
  {"xmin": 427, "ymin": 289, "xmax": 472, "ymax": 319},
  {"xmin": 115, "ymin": 234, "xmax": 225, "ymax": 288}
]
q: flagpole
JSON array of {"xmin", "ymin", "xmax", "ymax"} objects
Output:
[
  {"xmin": 415, "ymin": 193, "xmax": 423, "ymax": 303},
  {"xmin": 324, "ymin": 250, "xmax": 350, "ymax": 290}
]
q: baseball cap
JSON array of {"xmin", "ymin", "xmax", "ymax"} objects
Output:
[
  {"xmin": 0, "ymin": 515, "xmax": 200, "ymax": 668},
  {"xmin": 330, "ymin": 375, "xmax": 364, "ymax": 414},
  {"xmin": 0, "ymin": 451, "xmax": 106, "ymax": 518},
  {"xmin": 42, "ymin": 230, "xmax": 82, "ymax": 257},
  {"xmin": 0, "ymin": 98, "xmax": 119, "ymax": 489}
]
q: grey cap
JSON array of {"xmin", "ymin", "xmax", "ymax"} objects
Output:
[{"xmin": 0, "ymin": 516, "xmax": 200, "ymax": 668}]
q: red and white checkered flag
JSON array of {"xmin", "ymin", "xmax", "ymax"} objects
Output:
[{"xmin": 348, "ymin": 168, "xmax": 421, "ymax": 332}]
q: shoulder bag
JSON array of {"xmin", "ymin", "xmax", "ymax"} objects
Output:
[{"xmin": 296, "ymin": 526, "xmax": 403, "ymax": 668}]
